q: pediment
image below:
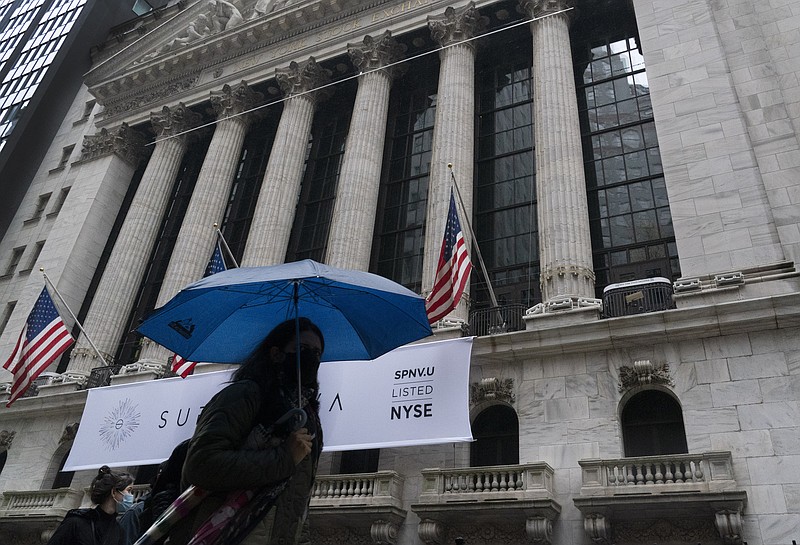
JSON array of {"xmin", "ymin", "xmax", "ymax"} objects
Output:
[{"xmin": 86, "ymin": 0, "xmax": 369, "ymax": 115}]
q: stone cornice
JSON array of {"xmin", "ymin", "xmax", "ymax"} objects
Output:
[{"xmin": 78, "ymin": 123, "xmax": 148, "ymax": 165}]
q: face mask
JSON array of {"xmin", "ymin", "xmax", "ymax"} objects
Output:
[
  {"xmin": 282, "ymin": 348, "xmax": 321, "ymax": 386},
  {"xmin": 116, "ymin": 492, "xmax": 134, "ymax": 514}
]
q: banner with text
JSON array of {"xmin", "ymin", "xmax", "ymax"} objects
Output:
[{"xmin": 64, "ymin": 337, "xmax": 473, "ymax": 470}]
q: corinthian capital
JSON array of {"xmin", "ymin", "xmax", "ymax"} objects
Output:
[
  {"xmin": 150, "ymin": 102, "xmax": 203, "ymax": 139},
  {"xmin": 80, "ymin": 123, "xmax": 147, "ymax": 165},
  {"xmin": 348, "ymin": 30, "xmax": 407, "ymax": 78},
  {"xmin": 211, "ymin": 80, "xmax": 264, "ymax": 122},
  {"xmin": 518, "ymin": 0, "xmax": 576, "ymax": 18},
  {"xmin": 276, "ymin": 57, "xmax": 332, "ymax": 101},
  {"xmin": 428, "ymin": 2, "xmax": 488, "ymax": 48}
]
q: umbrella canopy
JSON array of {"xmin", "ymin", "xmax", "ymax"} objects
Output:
[{"xmin": 137, "ymin": 260, "xmax": 432, "ymax": 364}]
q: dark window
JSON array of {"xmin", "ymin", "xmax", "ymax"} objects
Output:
[
  {"xmin": 573, "ymin": 3, "xmax": 680, "ymax": 294},
  {"xmin": 339, "ymin": 449, "xmax": 380, "ymax": 474},
  {"xmin": 474, "ymin": 29, "xmax": 539, "ymax": 309},
  {"xmin": 0, "ymin": 450, "xmax": 6, "ymax": 477},
  {"xmin": 373, "ymin": 54, "xmax": 438, "ymax": 293},
  {"xmin": 0, "ymin": 301, "xmax": 16, "ymax": 336},
  {"xmin": 470, "ymin": 405, "xmax": 519, "ymax": 467},
  {"xmin": 621, "ymin": 390, "xmax": 688, "ymax": 457},
  {"xmin": 4, "ymin": 246, "xmax": 25, "ymax": 276},
  {"xmin": 51, "ymin": 449, "xmax": 74, "ymax": 489},
  {"xmin": 135, "ymin": 463, "xmax": 160, "ymax": 486}
]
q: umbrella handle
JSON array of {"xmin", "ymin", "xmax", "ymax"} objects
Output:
[{"xmin": 274, "ymin": 407, "xmax": 307, "ymax": 431}]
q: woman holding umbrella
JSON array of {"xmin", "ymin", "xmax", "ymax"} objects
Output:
[{"xmin": 170, "ymin": 317, "xmax": 324, "ymax": 545}]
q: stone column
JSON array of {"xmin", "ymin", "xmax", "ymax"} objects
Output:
[
  {"xmin": 421, "ymin": 3, "xmax": 486, "ymax": 322},
  {"xmin": 242, "ymin": 58, "xmax": 330, "ymax": 266},
  {"xmin": 67, "ymin": 104, "xmax": 201, "ymax": 374},
  {"xmin": 138, "ymin": 82, "xmax": 262, "ymax": 367},
  {"xmin": 325, "ymin": 31, "xmax": 406, "ymax": 270},
  {"xmin": 520, "ymin": 0, "xmax": 597, "ymax": 305}
]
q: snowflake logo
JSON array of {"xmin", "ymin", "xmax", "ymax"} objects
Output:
[{"xmin": 99, "ymin": 398, "xmax": 141, "ymax": 451}]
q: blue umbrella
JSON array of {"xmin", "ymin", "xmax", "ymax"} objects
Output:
[{"xmin": 137, "ymin": 259, "xmax": 432, "ymax": 366}]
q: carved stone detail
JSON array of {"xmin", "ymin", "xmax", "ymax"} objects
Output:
[
  {"xmin": 518, "ymin": 0, "xmax": 576, "ymax": 18},
  {"xmin": 526, "ymin": 516, "xmax": 553, "ymax": 544},
  {"xmin": 615, "ymin": 518, "xmax": 718, "ymax": 542},
  {"xmin": 80, "ymin": 123, "xmax": 147, "ymax": 165},
  {"xmin": 276, "ymin": 57, "xmax": 332, "ymax": 101},
  {"xmin": 418, "ymin": 519, "xmax": 445, "ymax": 545},
  {"xmin": 59, "ymin": 423, "xmax": 79, "ymax": 444},
  {"xmin": 584, "ymin": 513, "xmax": 611, "ymax": 545},
  {"xmin": 69, "ymin": 346, "xmax": 114, "ymax": 366},
  {"xmin": 150, "ymin": 102, "xmax": 203, "ymax": 139},
  {"xmin": 101, "ymin": 76, "xmax": 201, "ymax": 119},
  {"xmin": 210, "ymin": 80, "xmax": 264, "ymax": 121},
  {"xmin": 0, "ymin": 430, "xmax": 15, "ymax": 452},
  {"xmin": 715, "ymin": 510, "xmax": 744, "ymax": 545},
  {"xmin": 471, "ymin": 377, "xmax": 515, "ymax": 405},
  {"xmin": 618, "ymin": 360, "xmax": 673, "ymax": 392},
  {"xmin": 428, "ymin": 2, "xmax": 488, "ymax": 48},
  {"xmin": 348, "ymin": 31, "xmax": 407, "ymax": 79},
  {"xmin": 370, "ymin": 520, "xmax": 399, "ymax": 545},
  {"xmin": 311, "ymin": 526, "xmax": 373, "ymax": 545}
]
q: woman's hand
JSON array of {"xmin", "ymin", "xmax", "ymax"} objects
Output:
[{"xmin": 287, "ymin": 427, "xmax": 314, "ymax": 465}]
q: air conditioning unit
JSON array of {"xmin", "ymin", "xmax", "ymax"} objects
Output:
[{"xmin": 602, "ymin": 277, "xmax": 674, "ymax": 318}]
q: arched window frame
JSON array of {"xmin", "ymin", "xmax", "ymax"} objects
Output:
[
  {"xmin": 469, "ymin": 401, "xmax": 520, "ymax": 468},
  {"xmin": 618, "ymin": 385, "xmax": 688, "ymax": 457}
]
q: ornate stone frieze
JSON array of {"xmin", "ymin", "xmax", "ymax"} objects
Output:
[
  {"xmin": 101, "ymin": 76, "xmax": 201, "ymax": 119},
  {"xmin": 310, "ymin": 526, "xmax": 373, "ymax": 545},
  {"xmin": 276, "ymin": 57, "xmax": 332, "ymax": 101},
  {"xmin": 614, "ymin": 518, "xmax": 718, "ymax": 543},
  {"xmin": 151, "ymin": 102, "xmax": 203, "ymax": 140},
  {"xmin": 526, "ymin": 516, "xmax": 553, "ymax": 545},
  {"xmin": 584, "ymin": 513, "xmax": 611, "ymax": 545},
  {"xmin": 348, "ymin": 30, "xmax": 407, "ymax": 78},
  {"xmin": 0, "ymin": 430, "xmax": 15, "ymax": 452},
  {"xmin": 210, "ymin": 80, "xmax": 264, "ymax": 121},
  {"xmin": 370, "ymin": 520, "xmax": 399, "ymax": 545},
  {"xmin": 418, "ymin": 519, "xmax": 445, "ymax": 545},
  {"xmin": 470, "ymin": 377, "xmax": 515, "ymax": 405},
  {"xmin": 79, "ymin": 123, "xmax": 147, "ymax": 165},
  {"xmin": 428, "ymin": 2, "xmax": 488, "ymax": 48},
  {"xmin": 518, "ymin": 0, "xmax": 576, "ymax": 18},
  {"xmin": 59, "ymin": 423, "xmax": 79, "ymax": 444},
  {"xmin": 618, "ymin": 360, "xmax": 673, "ymax": 393}
]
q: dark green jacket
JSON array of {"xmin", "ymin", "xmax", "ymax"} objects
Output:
[{"xmin": 175, "ymin": 379, "xmax": 322, "ymax": 545}]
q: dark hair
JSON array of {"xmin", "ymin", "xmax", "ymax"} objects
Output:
[
  {"xmin": 232, "ymin": 317, "xmax": 324, "ymax": 386},
  {"xmin": 90, "ymin": 465, "xmax": 134, "ymax": 504}
]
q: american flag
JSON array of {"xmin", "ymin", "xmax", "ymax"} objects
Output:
[
  {"xmin": 425, "ymin": 189, "xmax": 472, "ymax": 324},
  {"xmin": 2, "ymin": 287, "xmax": 74, "ymax": 407},
  {"xmin": 172, "ymin": 241, "xmax": 228, "ymax": 378}
]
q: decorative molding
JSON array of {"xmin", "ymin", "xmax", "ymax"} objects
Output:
[
  {"xmin": 526, "ymin": 516, "xmax": 553, "ymax": 544},
  {"xmin": 428, "ymin": 2, "xmax": 488, "ymax": 48},
  {"xmin": 70, "ymin": 346, "xmax": 115, "ymax": 366},
  {"xmin": 618, "ymin": 360, "xmax": 673, "ymax": 393},
  {"xmin": 715, "ymin": 510, "xmax": 744, "ymax": 545},
  {"xmin": 418, "ymin": 519, "xmax": 445, "ymax": 545},
  {"xmin": 150, "ymin": 102, "xmax": 203, "ymax": 140},
  {"xmin": 615, "ymin": 518, "xmax": 718, "ymax": 543},
  {"xmin": 311, "ymin": 526, "xmax": 373, "ymax": 545},
  {"xmin": 276, "ymin": 57, "xmax": 332, "ymax": 102},
  {"xmin": 210, "ymin": 80, "xmax": 264, "ymax": 122},
  {"xmin": 59, "ymin": 423, "xmax": 79, "ymax": 444},
  {"xmin": 518, "ymin": 0, "xmax": 576, "ymax": 19},
  {"xmin": 100, "ymin": 75, "xmax": 202, "ymax": 119},
  {"xmin": 584, "ymin": 513, "xmax": 611, "ymax": 545},
  {"xmin": 348, "ymin": 30, "xmax": 407, "ymax": 79},
  {"xmin": 470, "ymin": 377, "xmax": 515, "ymax": 405},
  {"xmin": 79, "ymin": 123, "xmax": 147, "ymax": 165},
  {"xmin": 0, "ymin": 430, "xmax": 15, "ymax": 452},
  {"xmin": 370, "ymin": 520, "xmax": 399, "ymax": 545}
]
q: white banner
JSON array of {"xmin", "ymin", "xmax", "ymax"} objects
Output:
[{"xmin": 64, "ymin": 337, "xmax": 473, "ymax": 471}]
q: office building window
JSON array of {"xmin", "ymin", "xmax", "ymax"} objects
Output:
[
  {"xmin": 20, "ymin": 240, "xmax": 44, "ymax": 273},
  {"xmin": 4, "ymin": 246, "xmax": 25, "ymax": 276},
  {"xmin": 48, "ymin": 186, "xmax": 70, "ymax": 217},
  {"xmin": 0, "ymin": 301, "xmax": 16, "ymax": 336},
  {"xmin": 27, "ymin": 193, "xmax": 51, "ymax": 222}
]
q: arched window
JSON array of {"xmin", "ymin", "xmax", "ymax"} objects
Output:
[
  {"xmin": 470, "ymin": 405, "xmax": 519, "ymax": 467},
  {"xmin": 0, "ymin": 450, "xmax": 7, "ymax": 477},
  {"xmin": 339, "ymin": 449, "xmax": 380, "ymax": 474},
  {"xmin": 43, "ymin": 443, "xmax": 74, "ymax": 489},
  {"xmin": 621, "ymin": 389, "xmax": 688, "ymax": 457}
]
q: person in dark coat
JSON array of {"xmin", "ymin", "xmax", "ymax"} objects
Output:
[
  {"xmin": 48, "ymin": 465, "xmax": 134, "ymax": 545},
  {"xmin": 171, "ymin": 317, "xmax": 324, "ymax": 545}
]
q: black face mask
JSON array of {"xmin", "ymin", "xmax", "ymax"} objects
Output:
[{"xmin": 282, "ymin": 349, "xmax": 321, "ymax": 386}]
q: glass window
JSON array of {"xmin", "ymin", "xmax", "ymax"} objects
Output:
[
  {"xmin": 470, "ymin": 405, "xmax": 519, "ymax": 467},
  {"xmin": 621, "ymin": 390, "xmax": 688, "ymax": 457}
]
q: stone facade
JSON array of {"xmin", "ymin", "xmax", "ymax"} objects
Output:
[{"xmin": 0, "ymin": 0, "xmax": 799, "ymax": 544}]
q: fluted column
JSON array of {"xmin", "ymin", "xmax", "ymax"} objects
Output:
[
  {"xmin": 138, "ymin": 82, "xmax": 262, "ymax": 366},
  {"xmin": 67, "ymin": 104, "xmax": 201, "ymax": 374},
  {"xmin": 521, "ymin": 0, "xmax": 597, "ymax": 304},
  {"xmin": 326, "ymin": 31, "xmax": 406, "ymax": 270},
  {"xmin": 242, "ymin": 58, "xmax": 331, "ymax": 266},
  {"xmin": 421, "ymin": 3, "xmax": 486, "ymax": 322}
]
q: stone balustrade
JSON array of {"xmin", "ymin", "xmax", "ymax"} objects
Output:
[
  {"xmin": 578, "ymin": 451, "xmax": 737, "ymax": 496},
  {"xmin": 311, "ymin": 470, "xmax": 403, "ymax": 508},
  {"xmin": 0, "ymin": 488, "xmax": 83, "ymax": 518},
  {"xmin": 418, "ymin": 462, "xmax": 555, "ymax": 503}
]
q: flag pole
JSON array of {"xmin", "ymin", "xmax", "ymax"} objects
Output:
[
  {"xmin": 447, "ymin": 164, "xmax": 501, "ymax": 309},
  {"xmin": 213, "ymin": 223, "xmax": 239, "ymax": 268},
  {"xmin": 40, "ymin": 269, "xmax": 109, "ymax": 367}
]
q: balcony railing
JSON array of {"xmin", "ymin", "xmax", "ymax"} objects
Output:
[
  {"xmin": 578, "ymin": 451, "xmax": 738, "ymax": 496},
  {"xmin": 311, "ymin": 470, "xmax": 403, "ymax": 508},
  {"xmin": 0, "ymin": 488, "xmax": 83, "ymax": 518},
  {"xmin": 418, "ymin": 463, "xmax": 555, "ymax": 503},
  {"xmin": 469, "ymin": 304, "xmax": 526, "ymax": 336}
]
